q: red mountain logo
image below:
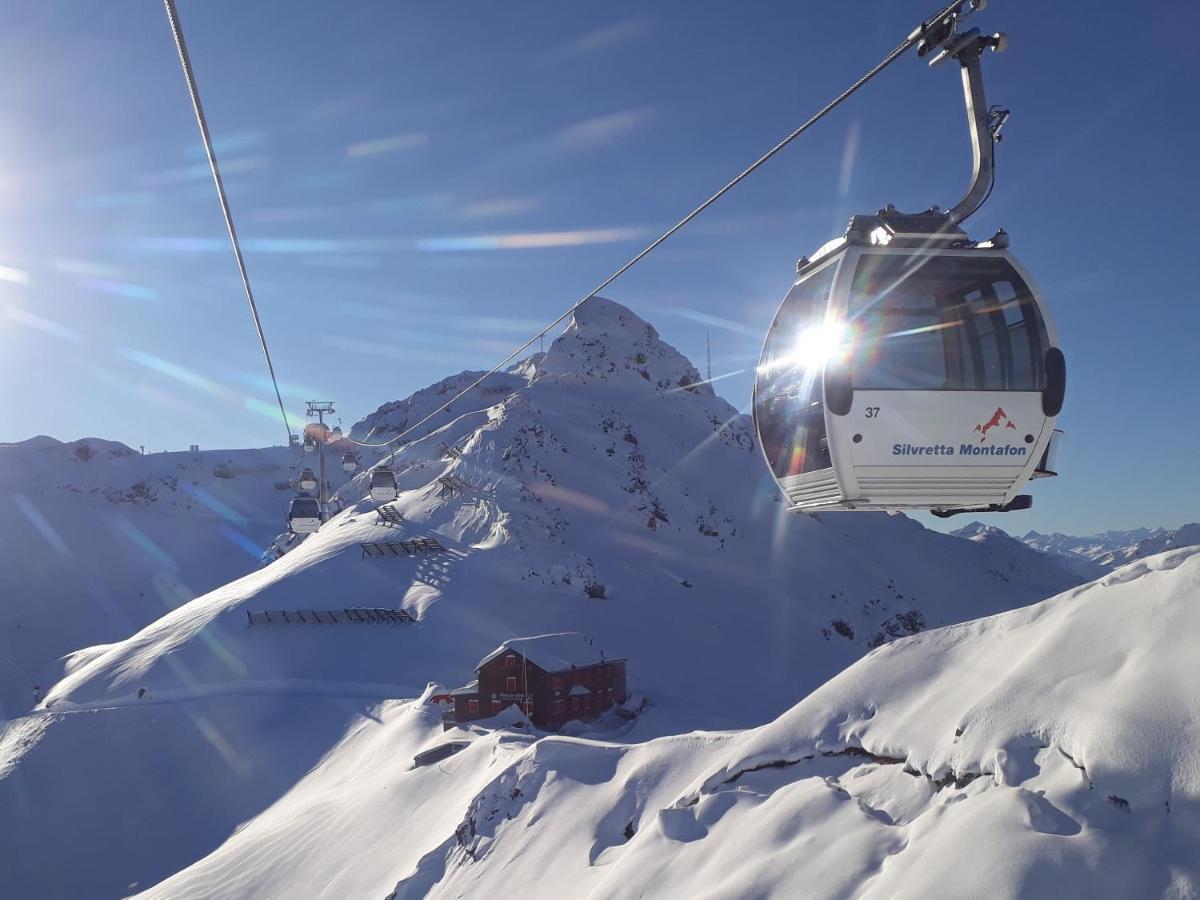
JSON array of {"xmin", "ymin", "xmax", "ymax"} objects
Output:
[{"xmin": 973, "ymin": 406, "xmax": 1017, "ymax": 443}]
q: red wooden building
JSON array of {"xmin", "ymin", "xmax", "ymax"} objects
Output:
[{"xmin": 451, "ymin": 632, "xmax": 627, "ymax": 731}]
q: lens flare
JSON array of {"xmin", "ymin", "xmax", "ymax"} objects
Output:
[
  {"xmin": 758, "ymin": 320, "xmax": 849, "ymax": 374},
  {"xmin": 112, "ymin": 517, "xmax": 177, "ymax": 569},
  {"xmin": 4, "ymin": 307, "xmax": 83, "ymax": 343},
  {"xmin": 13, "ymin": 494, "xmax": 68, "ymax": 554}
]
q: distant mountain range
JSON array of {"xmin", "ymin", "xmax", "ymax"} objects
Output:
[{"xmin": 952, "ymin": 521, "xmax": 1200, "ymax": 579}]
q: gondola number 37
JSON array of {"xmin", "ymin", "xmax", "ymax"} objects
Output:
[{"xmin": 864, "ymin": 406, "xmax": 881, "ymax": 418}]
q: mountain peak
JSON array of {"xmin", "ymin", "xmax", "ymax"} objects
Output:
[
  {"xmin": 537, "ymin": 295, "xmax": 710, "ymax": 396},
  {"xmin": 951, "ymin": 521, "xmax": 997, "ymax": 540}
]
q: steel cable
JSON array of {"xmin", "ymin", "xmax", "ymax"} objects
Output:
[
  {"xmin": 163, "ymin": 0, "xmax": 969, "ymax": 456},
  {"xmin": 163, "ymin": 0, "xmax": 294, "ymax": 446},
  {"xmin": 343, "ymin": 0, "xmax": 969, "ymax": 454}
]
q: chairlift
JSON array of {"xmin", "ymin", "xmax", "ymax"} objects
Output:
[
  {"xmin": 287, "ymin": 495, "xmax": 322, "ymax": 534},
  {"xmin": 753, "ymin": 24, "xmax": 1064, "ymax": 518},
  {"xmin": 298, "ymin": 468, "xmax": 318, "ymax": 491},
  {"xmin": 370, "ymin": 466, "xmax": 399, "ymax": 504},
  {"xmin": 342, "ymin": 452, "xmax": 358, "ymax": 473}
]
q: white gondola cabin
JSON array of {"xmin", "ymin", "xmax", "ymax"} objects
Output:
[
  {"xmin": 753, "ymin": 20, "xmax": 1066, "ymax": 518},
  {"xmin": 370, "ymin": 466, "xmax": 398, "ymax": 504},
  {"xmin": 298, "ymin": 468, "xmax": 318, "ymax": 491},
  {"xmin": 754, "ymin": 215, "xmax": 1064, "ymax": 517},
  {"xmin": 287, "ymin": 495, "xmax": 322, "ymax": 534},
  {"xmin": 341, "ymin": 452, "xmax": 358, "ymax": 473}
]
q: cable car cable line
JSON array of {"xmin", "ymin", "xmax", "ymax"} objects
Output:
[
  {"xmin": 162, "ymin": 0, "xmax": 1052, "ymax": 521},
  {"xmin": 338, "ymin": 0, "xmax": 976, "ymax": 455},
  {"xmin": 162, "ymin": 0, "xmax": 294, "ymax": 446}
]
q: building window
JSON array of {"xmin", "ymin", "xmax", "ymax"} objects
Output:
[
  {"xmin": 584, "ymin": 695, "xmax": 591, "ymax": 710},
  {"xmin": 468, "ymin": 699, "xmax": 479, "ymax": 714},
  {"xmin": 571, "ymin": 697, "xmax": 580, "ymax": 711},
  {"xmin": 505, "ymin": 654, "xmax": 517, "ymax": 669},
  {"xmin": 553, "ymin": 699, "xmax": 564, "ymax": 714},
  {"xmin": 506, "ymin": 676, "xmax": 517, "ymax": 692},
  {"xmin": 491, "ymin": 699, "xmax": 501, "ymax": 714},
  {"xmin": 552, "ymin": 677, "xmax": 564, "ymax": 690}
]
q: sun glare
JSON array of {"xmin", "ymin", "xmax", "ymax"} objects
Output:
[{"xmin": 759, "ymin": 320, "xmax": 849, "ymax": 374}]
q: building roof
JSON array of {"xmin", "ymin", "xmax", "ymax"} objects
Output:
[
  {"xmin": 476, "ymin": 632, "xmax": 623, "ymax": 674},
  {"xmin": 450, "ymin": 680, "xmax": 478, "ymax": 696},
  {"xmin": 568, "ymin": 684, "xmax": 591, "ymax": 696}
]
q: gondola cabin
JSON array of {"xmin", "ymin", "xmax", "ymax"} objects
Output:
[
  {"xmin": 287, "ymin": 495, "xmax": 321, "ymax": 534},
  {"xmin": 754, "ymin": 213, "xmax": 1065, "ymax": 517},
  {"xmin": 369, "ymin": 466, "xmax": 398, "ymax": 504}
]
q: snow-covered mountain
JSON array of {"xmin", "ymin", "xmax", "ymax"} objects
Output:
[
  {"xmin": 947, "ymin": 521, "xmax": 1101, "ymax": 583},
  {"xmin": 1021, "ymin": 526, "xmax": 1163, "ymax": 559},
  {"xmin": 0, "ymin": 435, "xmax": 363, "ymax": 717},
  {"xmin": 1084, "ymin": 523, "xmax": 1200, "ymax": 570},
  {"xmin": 123, "ymin": 546, "xmax": 1200, "ymax": 900},
  {"xmin": 346, "ymin": 545, "xmax": 1192, "ymax": 900},
  {"xmin": 80, "ymin": 550, "xmax": 1200, "ymax": 900},
  {"xmin": 1004, "ymin": 524, "xmax": 1200, "ymax": 575},
  {"xmin": 1, "ymin": 298, "xmax": 1085, "ymax": 898}
]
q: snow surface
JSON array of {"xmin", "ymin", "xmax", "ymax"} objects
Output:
[
  {"xmin": 130, "ymin": 548, "xmax": 1200, "ymax": 899},
  {"xmin": 0, "ymin": 436, "xmax": 359, "ymax": 716},
  {"xmin": 476, "ymin": 631, "xmax": 619, "ymax": 672},
  {"xmin": 1, "ymin": 298, "xmax": 1090, "ymax": 898}
]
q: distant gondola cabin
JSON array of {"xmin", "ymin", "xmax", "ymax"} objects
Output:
[{"xmin": 451, "ymin": 633, "xmax": 626, "ymax": 731}]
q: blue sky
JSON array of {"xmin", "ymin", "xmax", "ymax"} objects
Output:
[{"xmin": 0, "ymin": 1, "xmax": 1195, "ymax": 535}]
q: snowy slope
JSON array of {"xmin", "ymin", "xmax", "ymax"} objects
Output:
[
  {"xmin": 39, "ymin": 298, "xmax": 1080, "ymax": 717},
  {"xmin": 140, "ymin": 547, "xmax": 1200, "ymax": 900},
  {"xmin": 0, "ymin": 436, "xmax": 362, "ymax": 716},
  {"xmin": 1, "ymin": 298, "xmax": 1084, "ymax": 898}
]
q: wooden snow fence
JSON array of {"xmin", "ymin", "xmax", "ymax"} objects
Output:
[
  {"xmin": 375, "ymin": 505, "xmax": 405, "ymax": 526},
  {"xmin": 360, "ymin": 537, "xmax": 446, "ymax": 558},
  {"xmin": 246, "ymin": 607, "xmax": 415, "ymax": 627},
  {"xmin": 438, "ymin": 475, "xmax": 470, "ymax": 498}
]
